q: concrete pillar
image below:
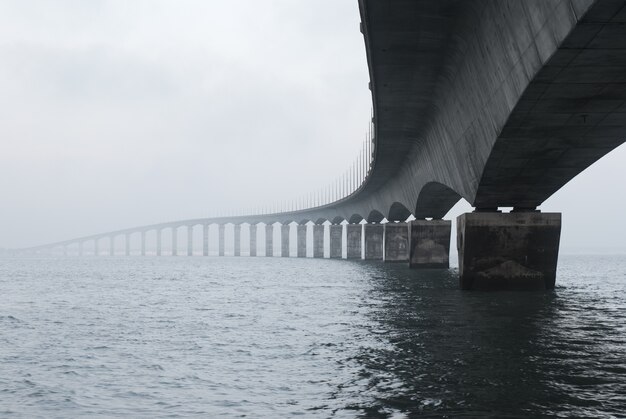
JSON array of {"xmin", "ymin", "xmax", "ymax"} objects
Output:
[
  {"xmin": 313, "ymin": 224, "xmax": 324, "ymax": 258},
  {"xmin": 346, "ymin": 224, "xmax": 362, "ymax": 259},
  {"xmin": 156, "ymin": 230, "xmax": 162, "ymax": 256},
  {"xmin": 234, "ymin": 224, "xmax": 241, "ymax": 256},
  {"xmin": 457, "ymin": 212, "xmax": 561, "ymax": 291},
  {"xmin": 250, "ymin": 224, "xmax": 257, "ymax": 256},
  {"xmin": 203, "ymin": 224, "xmax": 209, "ymax": 256},
  {"xmin": 265, "ymin": 224, "xmax": 273, "ymax": 257},
  {"xmin": 329, "ymin": 225, "xmax": 342, "ymax": 259},
  {"xmin": 109, "ymin": 236, "xmax": 115, "ymax": 256},
  {"xmin": 171, "ymin": 227, "xmax": 178, "ymax": 256},
  {"xmin": 384, "ymin": 222, "xmax": 409, "ymax": 262},
  {"xmin": 95, "ymin": 238, "xmax": 99, "ymax": 256},
  {"xmin": 219, "ymin": 224, "xmax": 225, "ymax": 256},
  {"xmin": 408, "ymin": 219, "xmax": 451, "ymax": 268},
  {"xmin": 125, "ymin": 233, "xmax": 131, "ymax": 257},
  {"xmin": 141, "ymin": 231, "xmax": 146, "ymax": 256},
  {"xmin": 364, "ymin": 224, "xmax": 384, "ymax": 260},
  {"xmin": 297, "ymin": 224, "xmax": 307, "ymax": 258},
  {"xmin": 187, "ymin": 226, "xmax": 193, "ymax": 256},
  {"xmin": 281, "ymin": 224, "xmax": 290, "ymax": 257}
]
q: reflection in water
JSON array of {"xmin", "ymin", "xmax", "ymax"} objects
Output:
[{"xmin": 0, "ymin": 255, "xmax": 625, "ymax": 417}]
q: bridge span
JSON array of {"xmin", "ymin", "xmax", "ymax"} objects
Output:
[{"xmin": 20, "ymin": 0, "xmax": 626, "ymax": 291}]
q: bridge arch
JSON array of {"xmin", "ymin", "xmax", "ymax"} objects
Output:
[
  {"xmin": 387, "ymin": 202, "xmax": 412, "ymax": 222},
  {"xmin": 366, "ymin": 209, "xmax": 385, "ymax": 223},
  {"xmin": 348, "ymin": 214, "xmax": 364, "ymax": 224},
  {"xmin": 414, "ymin": 181, "xmax": 462, "ymax": 220}
]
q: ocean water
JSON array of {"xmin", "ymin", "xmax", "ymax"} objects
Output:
[{"xmin": 1, "ymin": 255, "xmax": 625, "ymax": 418}]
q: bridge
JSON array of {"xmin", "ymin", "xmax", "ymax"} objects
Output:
[{"xmin": 19, "ymin": 0, "xmax": 626, "ymax": 291}]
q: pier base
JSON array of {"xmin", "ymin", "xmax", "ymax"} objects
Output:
[
  {"xmin": 281, "ymin": 224, "xmax": 290, "ymax": 257},
  {"xmin": 457, "ymin": 212, "xmax": 561, "ymax": 290},
  {"xmin": 313, "ymin": 225, "xmax": 324, "ymax": 258},
  {"xmin": 329, "ymin": 225, "xmax": 342, "ymax": 259},
  {"xmin": 364, "ymin": 224, "xmax": 383, "ymax": 260},
  {"xmin": 346, "ymin": 224, "xmax": 362, "ymax": 259},
  {"xmin": 297, "ymin": 225, "xmax": 307, "ymax": 258},
  {"xmin": 408, "ymin": 220, "xmax": 451, "ymax": 268},
  {"xmin": 383, "ymin": 222, "xmax": 409, "ymax": 262}
]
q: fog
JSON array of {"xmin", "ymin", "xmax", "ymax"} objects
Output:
[{"xmin": 0, "ymin": 0, "xmax": 624, "ymax": 253}]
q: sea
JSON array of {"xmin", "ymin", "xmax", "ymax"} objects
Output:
[{"xmin": 1, "ymin": 255, "xmax": 625, "ymax": 418}]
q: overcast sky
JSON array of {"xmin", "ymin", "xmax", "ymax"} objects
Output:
[{"xmin": 0, "ymin": 0, "xmax": 624, "ymax": 252}]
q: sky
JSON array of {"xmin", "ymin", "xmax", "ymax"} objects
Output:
[{"xmin": 0, "ymin": 0, "xmax": 624, "ymax": 252}]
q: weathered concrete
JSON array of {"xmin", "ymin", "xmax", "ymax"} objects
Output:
[
  {"xmin": 346, "ymin": 224, "xmax": 362, "ymax": 259},
  {"xmin": 171, "ymin": 228, "xmax": 177, "ymax": 256},
  {"xmin": 329, "ymin": 225, "xmax": 342, "ymax": 259},
  {"xmin": 234, "ymin": 224, "xmax": 241, "ymax": 256},
  {"xmin": 408, "ymin": 220, "xmax": 451, "ymax": 269},
  {"xmin": 313, "ymin": 225, "xmax": 324, "ymax": 258},
  {"xmin": 187, "ymin": 226, "xmax": 193, "ymax": 256},
  {"xmin": 218, "ymin": 225, "xmax": 225, "ymax": 256},
  {"xmin": 202, "ymin": 224, "xmax": 209, "ymax": 256},
  {"xmin": 250, "ymin": 224, "xmax": 257, "ymax": 256},
  {"xmin": 156, "ymin": 230, "xmax": 162, "ymax": 256},
  {"xmin": 266, "ymin": 224, "xmax": 273, "ymax": 257},
  {"xmin": 364, "ymin": 224, "xmax": 383, "ymax": 260},
  {"xmin": 281, "ymin": 224, "xmax": 290, "ymax": 257},
  {"xmin": 457, "ymin": 212, "xmax": 561, "ymax": 290},
  {"xmin": 297, "ymin": 225, "xmax": 307, "ymax": 258},
  {"xmin": 383, "ymin": 222, "xmax": 408, "ymax": 262},
  {"xmin": 141, "ymin": 231, "xmax": 146, "ymax": 256}
]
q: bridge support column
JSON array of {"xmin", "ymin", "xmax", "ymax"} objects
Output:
[
  {"xmin": 329, "ymin": 225, "xmax": 342, "ymax": 259},
  {"xmin": 297, "ymin": 224, "xmax": 307, "ymax": 258},
  {"xmin": 187, "ymin": 226, "xmax": 193, "ymax": 256},
  {"xmin": 203, "ymin": 224, "xmax": 209, "ymax": 256},
  {"xmin": 313, "ymin": 224, "xmax": 324, "ymax": 258},
  {"xmin": 265, "ymin": 224, "xmax": 273, "ymax": 257},
  {"xmin": 383, "ymin": 222, "xmax": 409, "ymax": 262},
  {"xmin": 234, "ymin": 225, "xmax": 241, "ymax": 256},
  {"xmin": 457, "ymin": 212, "xmax": 561, "ymax": 291},
  {"xmin": 364, "ymin": 224, "xmax": 383, "ymax": 260},
  {"xmin": 250, "ymin": 224, "xmax": 257, "ymax": 256},
  {"xmin": 156, "ymin": 230, "xmax": 162, "ymax": 256},
  {"xmin": 172, "ymin": 228, "xmax": 178, "ymax": 256},
  {"xmin": 408, "ymin": 220, "xmax": 451, "ymax": 268},
  {"xmin": 125, "ymin": 233, "xmax": 131, "ymax": 257},
  {"xmin": 218, "ymin": 225, "xmax": 225, "ymax": 256},
  {"xmin": 281, "ymin": 224, "xmax": 290, "ymax": 257},
  {"xmin": 346, "ymin": 224, "xmax": 362, "ymax": 259},
  {"xmin": 141, "ymin": 232, "xmax": 146, "ymax": 256},
  {"xmin": 109, "ymin": 236, "xmax": 115, "ymax": 256}
]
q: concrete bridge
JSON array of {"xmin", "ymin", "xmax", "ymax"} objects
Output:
[{"xmin": 21, "ymin": 0, "xmax": 626, "ymax": 291}]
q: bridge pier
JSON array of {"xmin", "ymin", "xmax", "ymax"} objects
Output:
[
  {"xmin": 187, "ymin": 226, "xmax": 193, "ymax": 256},
  {"xmin": 219, "ymin": 225, "xmax": 225, "ymax": 256},
  {"xmin": 408, "ymin": 220, "xmax": 451, "ymax": 269},
  {"xmin": 266, "ymin": 224, "xmax": 273, "ymax": 257},
  {"xmin": 329, "ymin": 224, "xmax": 342, "ymax": 259},
  {"xmin": 281, "ymin": 224, "xmax": 290, "ymax": 257},
  {"xmin": 172, "ymin": 228, "xmax": 177, "ymax": 256},
  {"xmin": 383, "ymin": 222, "xmax": 409, "ymax": 262},
  {"xmin": 125, "ymin": 233, "xmax": 131, "ymax": 256},
  {"xmin": 234, "ymin": 224, "xmax": 241, "ymax": 256},
  {"xmin": 250, "ymin": 224, "xmax": 257, "ymax": 256},
  {"xmin": 346, "ymin": 224, "xmax": 361, "ymax": 259},
  {"xmin": 157, "ymin": 230, "xmax": 163, "ymax": 256},
  {"xmin": 457, "ymin": 212, "xmax": 561, "ymax": 291},
  {"xmin": 297, "ymin": 224, "xmax": 307, "ymax": 257},
  {"xmin": 109, "ymin": 236, "xmax": 115, "ymax": 256},
  {"xmin": 313, "ymin": 224, "xmax": 324, "ymax": 258},
  {"xmin": 141, "ymin": 231, "xmax": 146, "ymax": 256},
  {"xmin": 203, "ymin": 224, "xmax": 209, "ymax": 256},
  {"xmin": 364, "ymin": 224, "xmax": 383, "ymax": 260}
]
